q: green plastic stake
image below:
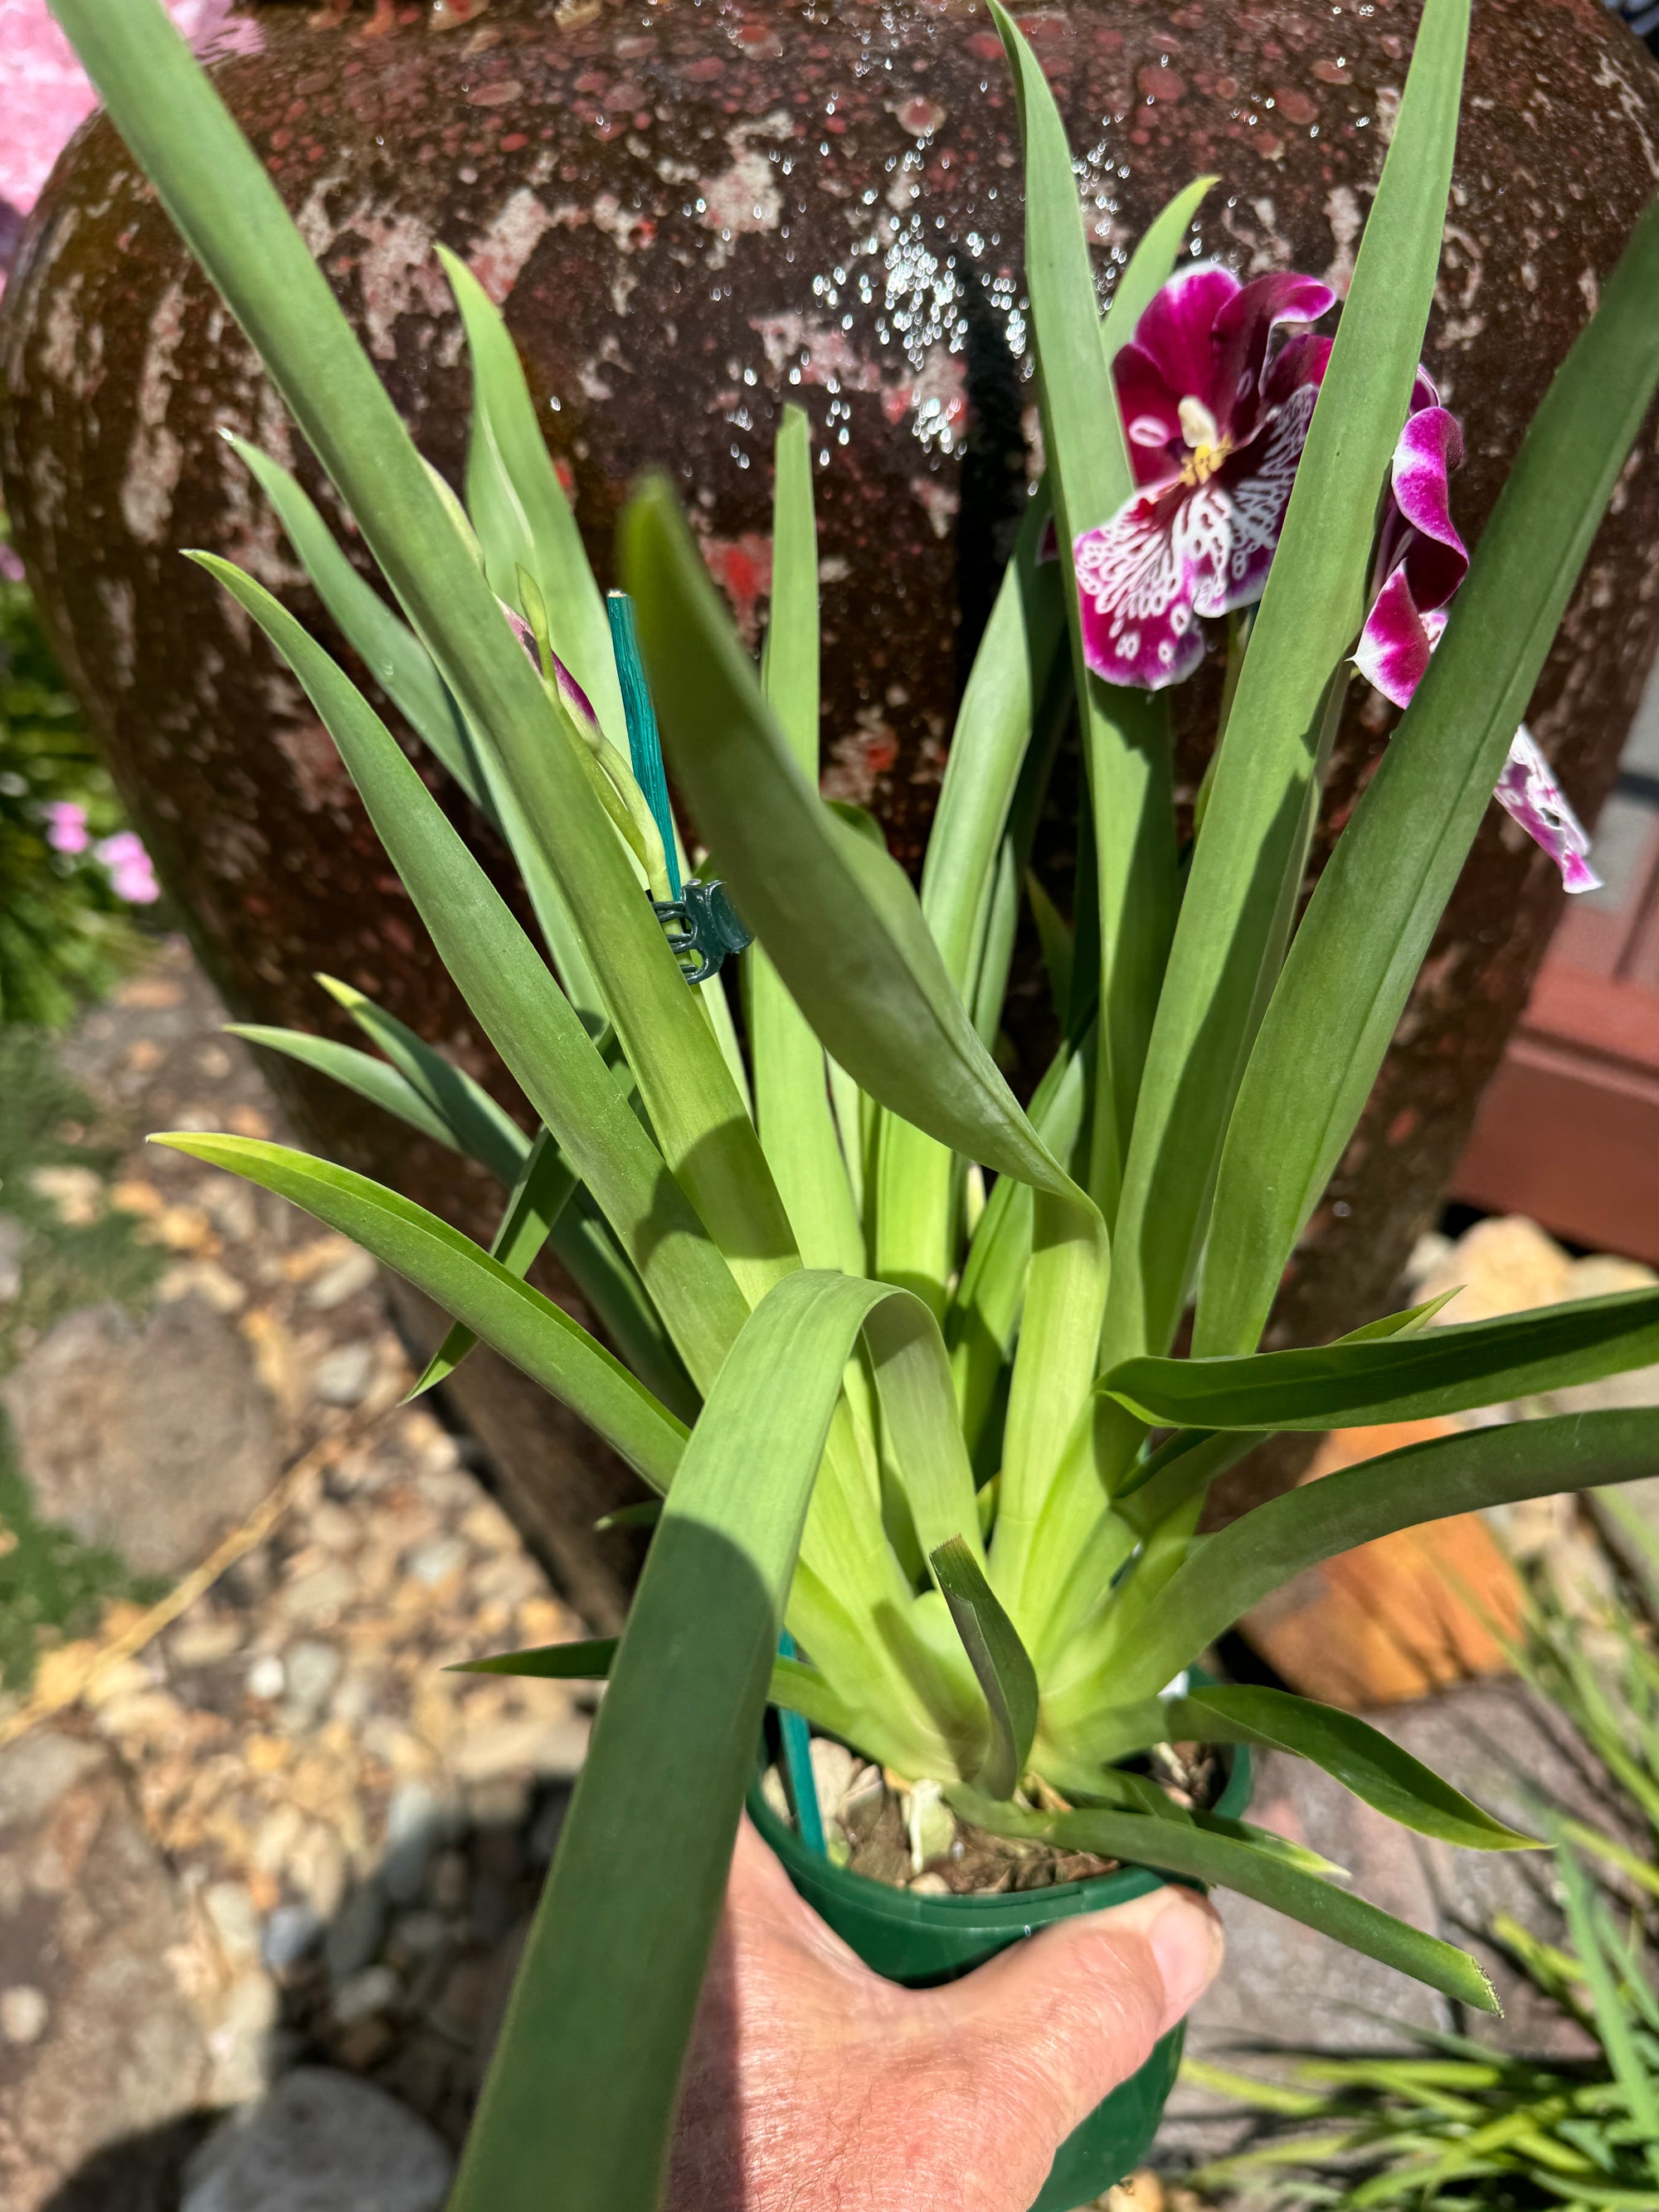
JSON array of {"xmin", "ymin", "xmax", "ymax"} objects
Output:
[
  {"xmin": 607, "ymin": 591, "xmax": 680, "ymax": 898},
  {"xmin": 776, "ymin": 1629, "xmax": 825, "ymax": 1855}
]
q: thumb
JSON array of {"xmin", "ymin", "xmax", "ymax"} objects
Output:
[{"xmin": 937, "ymin": 1883, "xmax": 1224, "ymax": 2143}]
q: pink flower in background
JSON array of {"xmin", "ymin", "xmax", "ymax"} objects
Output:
[
  {"xmin": 0, "ymin": 0, "xmax": 260, "ymax": 295},
  {"xmin": 42, "ymin": 800, "xmax": 90, "ymax": 854},
  {"xmin": 0, "ymin": 544, "xmax": 25, "ymax": 584},
  {"xmin": 1355, "ymin": 381, "xmax": 1599, "ymax": 894},
  {"xmin": 1072, "ymin": 263, "xmax": 1335, "ymax": 689},
  {"xmin": 94, "ymin": 831, "xmax": 160, "ymax": 905}
]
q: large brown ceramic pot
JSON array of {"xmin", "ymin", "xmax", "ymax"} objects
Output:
[{"xmin": 5, "ymin": 0, "xmax": 1659, "ymax": 1563}]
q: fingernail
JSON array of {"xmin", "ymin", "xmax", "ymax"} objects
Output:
[{"xmin": 1146, "ymin": 1890, "xmax": 1223, "ymax": 2023}]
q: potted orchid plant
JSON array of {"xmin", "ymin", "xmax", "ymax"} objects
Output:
[{"xmin": 37, "ymin": 0, "xmax": 1659, "ymax": 2204}]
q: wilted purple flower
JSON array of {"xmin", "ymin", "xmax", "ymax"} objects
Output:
[
  {"xmin": 1493, "ymin": 728, "xmax": 1600, "ymax": 895},
  {"xmin": 42, "ymin": 799, "xmax": 89, "ymax": 854},
  {"xmin": 95, "ymin": 830, "xmax": 160, "ymax": 905},
  {"xmin": 1072, "ymin": 263, "xmax": 1335, "ymax": 690},
  {"xmin": 1355, "ymin": 381, "xmax": 1599, "ymax": 894},
  {"xmin": 1353, "ymin": 376, "xmax": 1467, "ymax": 709}
]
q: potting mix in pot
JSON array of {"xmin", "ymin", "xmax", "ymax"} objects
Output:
[{"xmin": 34, "ymin": 0, "xmax": 1659, "ymax": 2205}]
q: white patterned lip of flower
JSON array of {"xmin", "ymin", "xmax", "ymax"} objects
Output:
[{"xmin": 1072, "ymin": 262, "xmax": 1335, "ymax": 693}]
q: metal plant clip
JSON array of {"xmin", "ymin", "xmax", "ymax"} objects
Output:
[{"xmin": 606, "ymin": 590, "xmax": 754, "ymax": 986}]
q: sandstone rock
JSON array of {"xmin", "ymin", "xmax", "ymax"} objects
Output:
[
  {"xmin": 0, "ymin": 1730, "xmax": 210, "ymax": 2212},
  {"xmin": 181, "ymin": 2069, "xmax": 451, "ymax": 2212},
  {"xmin": 0, "ymin": 1297, "xmax": 278, "ymax": 1577}
]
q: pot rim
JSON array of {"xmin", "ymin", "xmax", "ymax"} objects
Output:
[{"xmin": 747, "ymin": 1734, "xmax": 1253, "ymax": 1932}]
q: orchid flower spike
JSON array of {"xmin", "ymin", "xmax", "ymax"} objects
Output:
[
  {"xmin": 1355, "ymin": 377, "xmax": 1600, "ymax": 894},
  {"xmin": 1072, "ymin": 262, "xmax": 1335, "ymax": 689}
]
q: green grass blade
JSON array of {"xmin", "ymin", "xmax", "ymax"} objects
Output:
[
  {"xmin": 153, "ymin": 1134, "xmax": 686, "ymax": 1490},
  {"xmin": 621, "ymin": 478, "xmax": 1084, "ymax": 1203},
  {"xmin": 1106, "ymin": 1289, "xmax": 1659, "ymax": 1432},
  {"xmin": 1064, "ymin": 1407, "xmax": 1659, "ymax": 1709},
  {"xmin": 1199, "ymin": 193, "xmax": 1659, "ymax": 1354},
  {"xmin": 955, "ymin": 1787, "xmax": 1496, "ymax": 2010},
  {"xmin": 931, "ymin": 1535, "xmax": 1039, "ymax": 1797},
  {"xmin": 435, "ymin": 244, "xmax": 626, "ymax": 749},
  {"xmin": 1104, "ymin": 0, "xmax": 1469, "ymax": 1370},
  {"xmin": 224, "ymin": 1023, "xmax": 459, "ymax": 1155},
  {"xmin": 317, "ymin": 974, "xmax": 528, "ymax": 1188},
  {"xmin": 1554, "ymin": 1840, "xmax": 1659, "ymax": 2161},
  {"xmin": 187, "ymin": 550, "xmax": 747, "ymax": 1392},
  {"xmin": 447, "ymin": 1270, "xmax": 944, "ymax": 2212}
]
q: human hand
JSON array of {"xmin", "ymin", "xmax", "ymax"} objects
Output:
[{"xmin": 668, "ymin": 1816, "xmax": 1224, "ymax": 2212}]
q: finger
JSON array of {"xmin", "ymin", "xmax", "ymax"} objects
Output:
[{"xmin": 933, "ymin": 1883, "xmax": 1225, "ymax": 2142}]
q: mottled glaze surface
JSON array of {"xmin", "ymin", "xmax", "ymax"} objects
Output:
[{"xmin": 4, "ymin": 0, "xmax": 1659, "ymax": 1363}]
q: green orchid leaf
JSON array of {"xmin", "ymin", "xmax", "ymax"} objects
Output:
[
  {"xmin": 185, "ymin": 548, "xmax": 748, "ymax": 1394},
  {"xmin": 1199, "ymin": 191, "xmax": 1659, "ymax": 1357},
  {"xmin": 225, "ymin": 1023, "xmax": 458, "ymax": 1155},
  {"xmin": 1098, "ymin": 176, "xmax": 1217, "ymax": 354},
  {"xmin": 434, "ymin": 243, "xmax": 627, "ymax": 750},
  {"xmin": 447, "ymin": 1269, "xmax": 964, "ymax": 2212},
  {"xmin": 953, "ymin": 1787, "xmax": 1497, "ymax": 2012},
  {"xmin": 1085, "ymin": 1407, "xmax": 1659, "ymax": 1705},
  {"xmin": 451, "ymin": 1638, "xmax": 620, "ymax": 1680},
  {"xmin": 1104, "ymin": 0, "xmax": 1470, "ymax": 1369},
  {"xmin": 151, "ymin": 1134, "xmax": 686, "ymax": 1492},
  {"xmin": 748, "ymin": 406, "xmax": 864, "ymax": 1279},
  {"xmin": 318, "ymin": 973, "xmax": 529, "ymax": 1188},
  {"xmin": 1105, "ymin": 1288, "xmax": 1659, "ymax": 1433},
  {"xmin": 224, "ymin": 434, "xmax": 485, "ymax": 809},
  {"xmin": 1086, "ymin": 1686, "xmax": 1540, "ymax": 1852},
  {"xmin": 990, "ymin": 0, "xmax": 1179, "ymax": 1214},
  {"xmin": 595, "ymin": 1500, "xmax": 664, "ymax": 1533},
  {"xmin": 407, "ymin": 1125, "xmax": 577, "ymax": 1399},
  {"xmin": 620, "ymin": 477, "xmax": 1082, "ymax": 1203},
  {"xmin": 930, "ymin": 1534, "xmax": 1039, "ymax": 1798}
]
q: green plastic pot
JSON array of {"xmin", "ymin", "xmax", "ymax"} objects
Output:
[{"xmin": 747, "ymin": 1736, "xmax": 1252, "ymax": 2212}]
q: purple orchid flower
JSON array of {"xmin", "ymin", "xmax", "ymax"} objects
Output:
[
  {"xmin": 1355, "ymin": 378, "xmax": 1599, "ymax": 894},
  {"xmin": 1072, "ymin": 263, "xmax": 1335, "ymax": 690}
]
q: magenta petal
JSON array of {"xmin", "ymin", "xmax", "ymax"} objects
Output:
[
  {"xmin": 1391, "ymin": 406, "xmax": 1467, "ymax": 613},
  {"xmin": 1494, "ymin": 727, "xmax": 1601, "ymax": 893},
  {"xmin": 1130, "ymin": 262, "xmax": 1241, "ymax": 413},
  {"xmin": 1355, "ymin": 566, "xmax": 1434, "ymax": 709},
  {"xmin": 1409, "ymin": 365, "xmax": 1442, "ymax": 416},
  {"xmin": 1074, "ymin": 490, "xmax": 1209, "ymax": 692},
  {"xmin": 552, "ymin": 653, "xmax": 598, "ymax": 734},
  {"xmin": 1113, "ymin": 342, "xmax": 1187, "ymax": 484},
  {"xmin": 1259, "ymin": 331, "xmax": 1332, "ymax": 414},
  {"xmin": 1211, "ymin": 271, "xmax": 1335, "ymax": 438}
]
